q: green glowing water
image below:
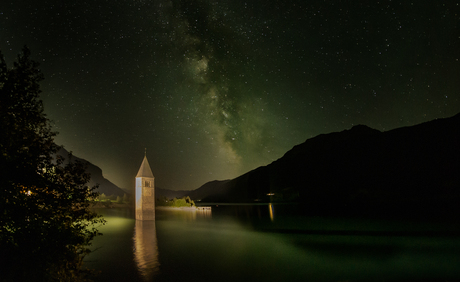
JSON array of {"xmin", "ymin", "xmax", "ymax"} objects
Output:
[{"xmin": 85, "ymin": 205, "xmax": 460, "ymax": 282}]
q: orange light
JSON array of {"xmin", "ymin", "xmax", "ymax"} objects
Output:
[{"xmin": 269, "ymin": 204, "xmax": 274, "ymax": 222}]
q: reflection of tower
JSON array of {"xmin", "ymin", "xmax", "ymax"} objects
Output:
[
  {"xmin": 134, "ymin": 220, "xmax": 160, "ymax": 280},
  {"xmin": 135, "ymin": 154, "xmax": 155, "ymax": 220}
]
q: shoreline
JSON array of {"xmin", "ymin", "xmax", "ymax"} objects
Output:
[
  {"xmin": 90, "ymin": 202, "xmax": 132, "ymax": 209},
  {"xmin": 156, "ymin": 206, "xmax": 197, "ymax": 211},
  {"xmin": 90, "ymin": 202, "xmax": 199, "ymax": 210}
]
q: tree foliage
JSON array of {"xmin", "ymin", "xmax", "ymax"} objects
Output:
[
  {"xmin": 156, "ymin": 196, "xmax": 196, "ymax": 207},
  {"xmin": 98, "ymin": 193, "xmax": 107, "ymax": 201},
  {"xmin": 122, "ymin": 193, "xmax": 129, "ymax": 203},
  {"xmin": 0, "ymin": 47, "xmax": 104, "ymax": 281}
]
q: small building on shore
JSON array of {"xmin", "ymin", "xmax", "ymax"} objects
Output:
[{"xmin": 135, "ymin": 154, "xmax": 155, "ymax": 220}]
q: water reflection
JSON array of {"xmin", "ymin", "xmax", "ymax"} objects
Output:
[
  {"xmin": 87, "ymin": 206, "xmax": 460, "ymax": 282},
  {"xmin": 133, "ymin": 220, "xmax": 160, "ymax": 281},
  {"xmin": 156, "ymin": 207, "xmax": 212, "ymax": 221},
  {"xmin": 269, "ymin": 204, "xmax": 274, "ymax": 222},
  {"xmin": 197, "ymin": 207, "xmax": 212, "ymax": 219}
]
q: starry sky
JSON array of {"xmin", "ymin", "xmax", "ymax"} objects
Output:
[{"xmin": 1, "ymin": 0, "xmax": 459, "ymax": 191}]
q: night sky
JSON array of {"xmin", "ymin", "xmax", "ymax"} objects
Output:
[{"xmin": 1, "ymin": 1, "xmax": 459, "ymax": 191}]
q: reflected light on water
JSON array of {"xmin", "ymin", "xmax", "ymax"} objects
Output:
[
  {"xmin": 133, "ymin": 220, "xmax": 160, "ymax": 281},
  {"xmin": 104, "ymin": 217, "xmax": 132, "ymax": 229},
  {"xmin": 197, "ymin": 208, "xmax": 212, "ymax": 219},
  {"xmin": 87, "ymin": 206, "xmax": 460, "ymax": 282},
  {"xmin": 157, "ymin": 207, "xmax": 212, "ymax": 221},
  {"xmin": 269, "ymin": 204, "xmax": 274, "ymax": 222}
]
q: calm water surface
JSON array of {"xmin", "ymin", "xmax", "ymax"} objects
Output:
[{"xmin": 84, "ymin": 205, "xmax": 460, "ymax": 282}]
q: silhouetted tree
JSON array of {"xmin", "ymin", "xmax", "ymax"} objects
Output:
[
  {"xmin": 122, "ymin": 193, "xmax": 129, "ymax": 203},
  {"xmin": 116, "ymin": 195, "xmax": 123, "ymax": 204},
  {"xmin": 0, "ymin": 47, "xmax": 104, "ymax": 281},
  {"xmin": 185, "ymin": 196, "xmax": 196, "ymax": 207}
]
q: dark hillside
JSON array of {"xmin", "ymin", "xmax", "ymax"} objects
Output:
[
  {"xmin": 186, "ymin": 180, "xmax": 231, "ymax": 202},
  {"xmin": 55, "ymin": 147, "xmax": 127, "ymax": 197},
  {"xmin": 190, "ymin": 113, "xmax": 460, "ymax": 219}
]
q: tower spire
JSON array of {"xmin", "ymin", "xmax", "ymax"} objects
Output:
[
  {"xmin": 136, "ymin": 154, "xmax": 154, "ymax": 178},
  {"xmin": 135, "ymin": 153, "xmax": 155, "ymax": 220}
]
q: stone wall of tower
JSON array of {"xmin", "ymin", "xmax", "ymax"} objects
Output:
[{"xmin": 135, "ymin": 176, "xmax": 155, "ymax": 220}]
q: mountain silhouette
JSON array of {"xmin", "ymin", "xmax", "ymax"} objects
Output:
[
  {"xmin": 188, "ymin": 113, "xmax": 460, "ymax": 219},
  {"xmin": 55, "ymin": 147, "xmax": 127, "ymax": 197}
]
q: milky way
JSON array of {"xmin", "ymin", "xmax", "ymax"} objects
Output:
[
  {"xmin": 1, "ymin": 0, "xmax": 459, "ymax": 190},
  {"xmin": 164, "ymin": 1, "xmax": 276, "ymax": 170}
]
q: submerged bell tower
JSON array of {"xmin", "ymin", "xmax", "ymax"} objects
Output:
[{"xmin": 135, "ymin": 152, "xmax": 155, "ymax": 220}]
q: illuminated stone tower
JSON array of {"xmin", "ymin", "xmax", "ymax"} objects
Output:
[{"xmin": 135, "ymin": 153, "xmax": 155, "ymax": 220}]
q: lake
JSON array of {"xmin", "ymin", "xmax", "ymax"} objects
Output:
[{"xmin": 84, "ymin": 204, "xmax": 460, "ymax": 282}]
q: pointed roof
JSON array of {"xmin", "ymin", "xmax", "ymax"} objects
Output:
[{"xmin": 136, "ymin": 155, "xmax": 154, "ymax": 178}]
